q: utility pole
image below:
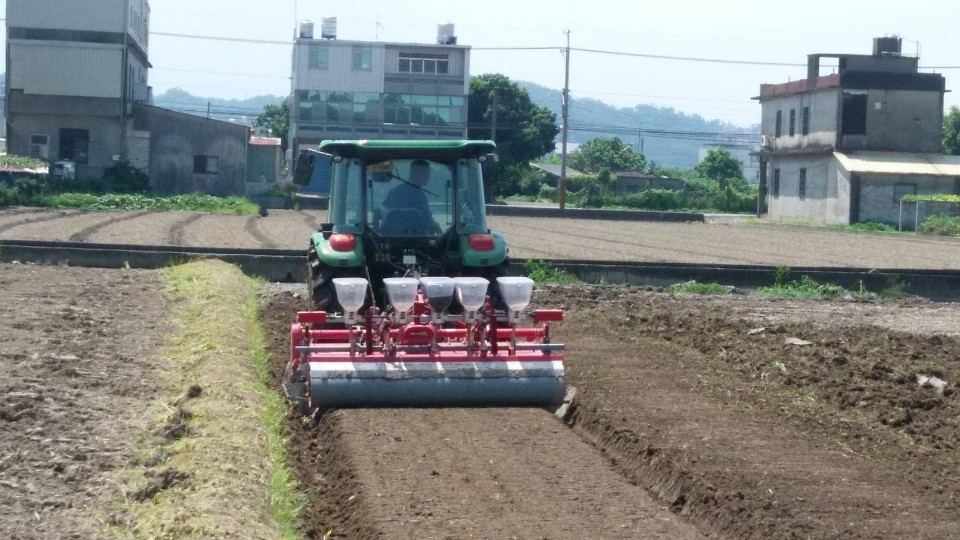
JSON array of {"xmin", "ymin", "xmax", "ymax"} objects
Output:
[
  {"xmin": 206, "ymin": 102, "xmax": 211, "ymax": 119},
  {"xmin": 559, "ymin": 30, "xmax": 571, "ymax": 210},
  {"xmin": 490, "ymin": 91, "xmax": 498, "ymax": 143}
]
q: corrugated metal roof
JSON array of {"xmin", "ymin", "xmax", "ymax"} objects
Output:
[
  {"xmin": 529, "ymin": 163, "xmax": 583, "ymax": 177},
  {"xmin": 834, "ymin": 151, "xmax": 960, "ymax": 176},
  {"xmin": 250, "ymin": 137, "xmax": 282, "ymax": 147}
]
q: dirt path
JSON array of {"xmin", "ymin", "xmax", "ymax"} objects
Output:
[
  {"xmin": 3, "ymin": 208, "xmax": 959, "ymax": 268},
  {"xmin": 0, "ymin": 263, "xmax": 169, "ymax": 539}
]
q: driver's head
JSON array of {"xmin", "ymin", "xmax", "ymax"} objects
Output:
[{"xmin": 409, "ymin": 159, "xmax": 431, "ymax": 187}]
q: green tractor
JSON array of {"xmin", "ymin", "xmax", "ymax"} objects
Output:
[{"xmin": 293, "ymin": 140, "xmax": 510, "ymax": 312}]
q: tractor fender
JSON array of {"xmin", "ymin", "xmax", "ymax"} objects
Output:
[
  {"xmin": 311, "ymin": 231, "xmax": 365, "ymax": 268},
  {"xmin": 459, "ymin": 230, "xmax": 508, "ymax": 268}
]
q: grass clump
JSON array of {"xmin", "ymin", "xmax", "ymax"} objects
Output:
[
  {"xmin": 668, "ymin": 281, "xmax": 730, "ymax": 295},
  {"xmin": 918, "ymin": 215, "xmax": 960, "ymax": 237},
  {"xmin": 760, "ymin": 274, "xmax": 845, "ymax": 300},
  {"xmin": 525, "ymin": 259, "xmax": 579, "ymax": 284},
  {"xmin": 113, "ymin": 260, "xmax": 302, "ymax": 538}
]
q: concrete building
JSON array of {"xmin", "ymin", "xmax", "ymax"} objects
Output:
[
  {"xmin": 5, "ymin": 0, "xmax": 151, "ymax": 178},
  {"xmin": 289, "ymin": 18, "xmax": 471, "ymax": 158},
  {"xmin": 755, "ymin": 37, "xmax": 959, "ymax": 226},
  {"xmin": 5, "ymin": 0, "xmax": 248, "ymax": 193}
]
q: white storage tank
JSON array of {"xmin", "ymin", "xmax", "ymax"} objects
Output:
[
  {"xmin": 321, "ymin": 17, "xmax": 338, "ymax": 39},
  {"xmin": 437, "ymin": 22, "xmax": 456, "ymax": 45},
  {"xmin": 299, "ymin": 21, "xmax": 314, "ymax": 39}
]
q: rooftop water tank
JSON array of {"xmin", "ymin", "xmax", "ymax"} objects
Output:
[
  {"xmin": 299, "ymin": 21, "xmax": 314, "ymax": 39},
  {"xmin": 873, "ymin": 35, "xmax": 902, "ymax": 57},
  {"xmin": 321, "ymin": 17, "xmax": 338, "ymax": 40},
  {"xmin": 437, "ymin": 22, "xmax": 456, "ymax": 45}
]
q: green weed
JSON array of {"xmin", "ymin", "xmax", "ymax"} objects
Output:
[
  {"xmin": 667, "ymin": 281, "xmax": 730, "ymax": 295},
  {"xmin": 524, "ymin": 259, "xmax": 578, "ymax": 284}
]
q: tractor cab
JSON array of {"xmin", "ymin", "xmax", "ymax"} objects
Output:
[{"xmin": 295, "ymin": 140, "xmax": 509, "ymax": 312}]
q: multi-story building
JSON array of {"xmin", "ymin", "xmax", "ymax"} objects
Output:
[
  {"xmin": 755, "ymin": 37, "xmax": 960, "ymax": 226},
  {"xmin": 5, "ymin": 0, "xmax": 250, "ymax": 195},
  {"xmin": 289, "ymin": 18, "xmax": 471, "ymax": 158},
  {"xmin": 5, "ymin": 0, "xmax": 152, "ymax": 177}
]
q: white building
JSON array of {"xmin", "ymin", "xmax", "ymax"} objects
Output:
[{"xmin": 289, "ymin": 18, "xmax": 471, "ymax": 157}]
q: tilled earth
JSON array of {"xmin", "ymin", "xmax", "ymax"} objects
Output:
[
  {"xmin": 3, "ymin": 208, "xmax": 960, "ymax": 538},
  {"xmin": 0, "ymin": 263, "xmax": 169, "ymax": 539},
  {"xmin": 263, "ymin": 287, "xmax": 960, "ymax": 539},
  {"xmin": 2, "ymin": 207, "xmax": 959, "ymax": 268}
]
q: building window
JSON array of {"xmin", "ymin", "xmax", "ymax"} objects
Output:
[
  {"xmin": 383, "ymin": 94, "xmax": 465, "ymax": 126},
  {"xmin": 773, "ymin": 168, "xmax": 780, "ymax": 198},
  {"xmin": 59, "ymin": 129, "xmax": 89, "ymax": 164},
  {"xmin": 308, "ymin": 45, "xmax": 329, "ymax": 69},
  {"xmin": 789, "ymin": 109, "xmax": 796, "ymax": 137},
  {"xmin": 352, "ymin": 46, "xmax": 372, "ymax": 71},
  {"xmin": 798, "ymin": 168, "xmax": 807, "ymax": 200},
  {"xmin": 775, "ymin": 111, "xmax": 782, "ymax": 137},
  {"xmin": 30, "ymin": 134, "xmax": 49, "ymax": 159},
  {"xmin": 802, "ymin": 106, "xmax": 810, "ymax": 135},
  {"xmin": 842, "ymin": 92, "xmax": 868, "ymax": 135},
  {"xmin": 193, "ymin": 156, "xmax": 219, "ymax": 174},
  {"xmin": 398, "ymin": 52, "xmax": 450, "ymax": 74}
]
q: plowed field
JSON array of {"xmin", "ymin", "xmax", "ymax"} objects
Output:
[
  {"xmin": 2, "ymin": 208, "xmax": 959, "ymax": 539},
  {"xmin": 2, "ymin": 207, "xmax": 959, "ymax": 268},
  {"xmin": 262, "ymin": 287, "xmax": 960, "ymax": 539}
]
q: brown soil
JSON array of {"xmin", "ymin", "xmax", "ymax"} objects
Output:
[
  {"xmin": 0, "ymin": 263, "xmax": 169, "ymax": 539},
  {"xmin": 3, "ymin": 207, "xmax": 960, "ymax": 538},
  {"xmin": 263, "ymin": 286, "xmax": 960, "ymax": 539},
  {"xmin": 2, "ymin": 207, "xmax": 959, "ymax": 268}
]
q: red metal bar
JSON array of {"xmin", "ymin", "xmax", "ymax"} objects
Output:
[{"xmin": 297, "ymin": 311, "xmax": 327, "ymax": 326}]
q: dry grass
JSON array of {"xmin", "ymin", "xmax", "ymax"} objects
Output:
[{"xmin": 110, "ymin": 260, "xmax": 302, "ymax": 539}]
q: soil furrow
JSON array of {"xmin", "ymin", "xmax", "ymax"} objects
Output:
[
  {"xmin": 244, "ymin": 215, "xmax": 278, "ymax": 249},
  {"xmin": 167, "ymin": 213, "xmax": 203, "ymax": 246},
  {"xmin": 0, "ymin": 210, "xmax": 85, "ymax": 235},
  {"xmin": 67, "ymin": 211, "xmax": 151, "ymax": 242}
]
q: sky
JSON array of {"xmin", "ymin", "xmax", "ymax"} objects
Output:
[{"xmin": 3, "ymin": 0, "xmax": 960, "ymax": 128}]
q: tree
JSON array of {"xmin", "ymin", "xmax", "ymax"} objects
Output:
[
  {"xmin": 468, "ymin": 74, "xmax": 559, "ymax": 199},
  {"xmin": 254, "ymin": 102, "xmax": 289, "ymax": 154},
  {"xmin": 568, "ymin": 137, "xmax": 646, "ymax": 174},
  {"xmin": 694, "ymin": 148, "xmax": 744, "ymax": 190},
  {"xmin": 943, "ymin": 106, "xmax": 960, "ymax": 155}
]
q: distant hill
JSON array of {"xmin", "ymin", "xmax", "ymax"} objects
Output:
[
  {"xmin": 521, "ymin": 81, "xmax": 758, "ymax": 168},
  {"xmin": 152, "ymin": 88, "xmax": 284, "ymax": 125},
  {"xmin": 153, "ymin": 83, "xmax": 757, "ymax": 167}
]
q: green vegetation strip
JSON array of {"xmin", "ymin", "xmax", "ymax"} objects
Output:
[
  {"xmin": 668, "ymin": 281, "xmax": 731, "ymax": 295},
  {"xmin": 113, "ymin": 260, "xmax": 302, "ymax": 538},
  {"xmin": 30, "ymin": 192, "xmax": 259, "ymax": 214}
]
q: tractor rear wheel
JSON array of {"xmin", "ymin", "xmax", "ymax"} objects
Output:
[
  {"xmin": 307, "ymin": 247, "xmax": 338, "ymax": 312},
  {"xmin": 306, "ymin": 245, "xmax": 367, "ymax": 314}
]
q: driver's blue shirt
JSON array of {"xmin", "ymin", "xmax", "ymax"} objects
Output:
[{"xmin": 381, "ymin": 182, "xmax": 435, "ymax": 233}]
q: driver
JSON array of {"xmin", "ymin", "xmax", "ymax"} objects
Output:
[{"xmin": 381, "ymin": 159, "xmax": 437, "ymax": 233}]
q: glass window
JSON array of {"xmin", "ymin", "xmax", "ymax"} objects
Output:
[
  {"xmin": 798, "ymin": 169, "xmax": 807, "ymax": 200},
  {"xmin": 193, "ymin": 156, "xmax": 219, "ymax": 174},
  {"xmin": 411, "ymin": 59, "xmax": 423, "ymax": 72},
  {"xmin": 775, "ymin": 111, "xmax": 782, "ymax": 137},
  {"xmin": 399, "ymin": 58, "xmax": 410, "ymax": 72},
  {"xmin": 802, "ymin": 106, "xmax": 810, "ymax": 135},
  {"xmin": 772, "ymin": 169, "xmax": 780, "ymax": 198},
  {"xmin": 367, "ymin": 159, "xmax": 454, "ymax": 237},
  {"xmin": 437, "ymin": 60, "xmax": 449, "ymax": 74},
  {"xmin": 352, "ymin": 47, "xmax": 372, "ymax": 71},
  {"xmin": 308, "ymin": 45, "xmax": 329, "ymax": 69},
  {"xmin": 329, "ymin": 158, "xmax": 364, "ymax": 234},
  {"xmin": 789, "ymin": 109, "xmax": 796, "ymax": 137}
]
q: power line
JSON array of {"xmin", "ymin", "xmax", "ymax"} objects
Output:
[{"xmin": 571, "ymin": 47, "xmax": 805, "ymax": 67}]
